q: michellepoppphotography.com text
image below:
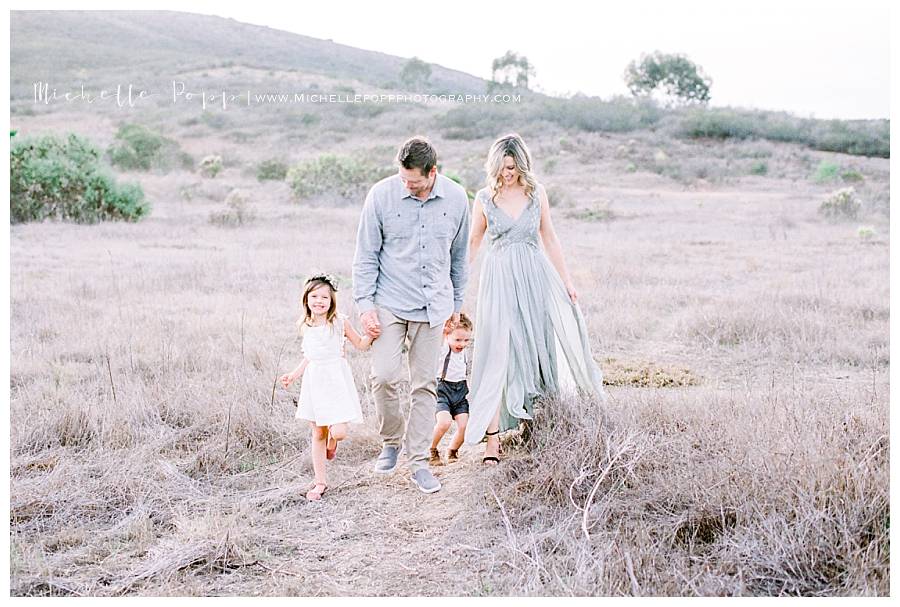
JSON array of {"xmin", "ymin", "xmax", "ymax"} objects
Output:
[{"xmin": 31, "ymin": 81, "xmax": 522, "ymax": 110}]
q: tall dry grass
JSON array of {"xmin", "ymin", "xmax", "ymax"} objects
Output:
[
  {"xmin": 464, "ymin": 381, "xmax": 887, "ymax": 595},
  {"xmin": 9, "ymin": 125, "xmax": 890, "ymax": 595}
]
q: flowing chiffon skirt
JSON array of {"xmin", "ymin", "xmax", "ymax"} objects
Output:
[{"xmin": 463, "ymin": 238, "xmax": 605, "ymax": 445}]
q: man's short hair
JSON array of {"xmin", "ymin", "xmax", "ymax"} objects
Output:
[{"xmin": 396, "ymin": 136, "xmax": 437, "ymax": 176}]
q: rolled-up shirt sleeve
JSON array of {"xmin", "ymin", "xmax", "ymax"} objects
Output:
[
  {"xmin": 449, "ymin": 197, "xmax": 471, "ymax": 313},
  {"xmin": 352, "ymin": 187, "xmax": 382, "ymax": 313}
]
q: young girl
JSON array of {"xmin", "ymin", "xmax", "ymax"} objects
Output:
[{"xmin": 280, "ymin": 273, "xmax": 373, "ymax": 501}]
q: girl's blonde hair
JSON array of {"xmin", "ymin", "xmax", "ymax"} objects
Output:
[
  {"xmin": 297, "ymin": 276, "xmax": 338, "ymax": 332},
  {"xmin": 484, "ymin": 133, "xmax": 537, "ymax": 201}
]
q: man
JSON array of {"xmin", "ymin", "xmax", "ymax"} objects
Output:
[{"xmin": 352, "ymin": 136, "xmax": 470, "ymax": 494}]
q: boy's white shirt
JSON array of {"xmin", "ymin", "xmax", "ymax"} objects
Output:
[{"xmin": 435, "ymin": 341, "xmax": 469, "ymax": 382}]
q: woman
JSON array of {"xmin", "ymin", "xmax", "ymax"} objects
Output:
[{"xmin": 463, "ymin": 133, "xmax": 605, "ymax": 464}]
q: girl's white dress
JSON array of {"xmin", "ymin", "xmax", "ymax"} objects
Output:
[{"xmin": 295, "ymin": 315, "xmax": 364, "ymax": 426}]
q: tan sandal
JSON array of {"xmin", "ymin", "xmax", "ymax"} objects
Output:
[{"xmin": 306, "ymin": 482, "xmax": 327, "ymax": 501}]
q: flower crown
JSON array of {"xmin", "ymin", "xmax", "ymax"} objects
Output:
[{"xmin": 306, "ymin": 272, "xmax": 339, "ymax": 291}]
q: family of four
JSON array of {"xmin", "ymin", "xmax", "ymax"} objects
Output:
[{"xmin": 280, "ymin": 134, "xmax": 605, "ymax": 501}]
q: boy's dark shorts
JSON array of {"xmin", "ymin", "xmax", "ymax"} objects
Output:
[{"xmin": 436, "ymin": 378, "xmax": 469, "ymax": 418}]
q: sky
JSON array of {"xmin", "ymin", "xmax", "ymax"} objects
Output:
[
  {"xmin": 8, "ymin": 0, "xmax": 895, "ymax": 119},
  {"xmin": 208, "ymin": 0, "xmax": 891, "ymax": 120}
]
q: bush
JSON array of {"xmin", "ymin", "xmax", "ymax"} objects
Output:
[
  {"xmin": 342, "ymin": 103, "xmax": 388, "ymax": 119},
  {"xmin": 11, "ymin": 133, "xmax": 149, "ymax": 223},
  {"xmin": 400, "ymin": 57, "xmax": 432, "ymax": 88},
  {"xmin": 436, "ymin": 104, "xmax": 523, "ymax": 141},
  {"xmin": 256, "ymin": 159, "xmax": 289, "ymax": 182},
  {"xmin": 749, "ymin": 160, "xmax": 768, "ymax": 176},
  {"xmin": 536, "ymin": 96, "xmax": 662, "ymax": 133},
  {"xmin": 819, "ymin": 187, "xmax": 861, "ymax": 220},
  {"xmin": 857, "ymin": 226, "xmax": 875, "ymax": 241},
  {"xmin": 810, "ymin": 120, "xmax": 890, "ymax": 157},
  {"xmin": 199, "ymin": 155, "xmax": 223, "ymax": 178},
  {"xmin": 565, "ymin": 200, "xmax": 616, "ymax": 221},
  {"xmin": 812, "ymin": 161, "xmax": 840, "ymax": 183},
  {"xmin": 106, "ymin": 123, "xmax": 191, "ymax": 172},
  {"xmin": 286, "ymin": 154, "xmax": 391, "ymax": 201},
  {"xmin": 840, "ymin": 169, "xmax": 864, "ymax": 183},
  {"xmin": 209, "ymin": 189, "xmax": 255, "ymax": 226},
  {"xmin": 675, "ymin": 108, "xmax": 770, "ymax": 140},
  {"xmin": 674, "ymin": 108, "xmax": 889, "ymax": 158}
]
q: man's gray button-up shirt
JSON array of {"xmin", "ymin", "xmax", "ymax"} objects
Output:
[{"xmin": 352, "ymin": 173, "xmax": 470, "ymax": 328}]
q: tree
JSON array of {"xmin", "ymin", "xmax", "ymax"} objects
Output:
[
  {"xmin": 490, "ymin": 51, "xmax": 535, "ymax": 91},
  {"xmin": 624, "ymin": 52, "xmax": 712, "ymax": 106},
  {"xmin": 400, "ymin": 57, "xmax": 432, "ymax": 89}
]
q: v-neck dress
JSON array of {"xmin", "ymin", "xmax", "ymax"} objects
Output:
[{"xmin": 463, "ymin": 186, "xmax": 605, "ymax": 445}]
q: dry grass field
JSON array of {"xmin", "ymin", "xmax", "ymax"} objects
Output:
[
  {"xmin": 9, "ymin": 11, "xmax": 890, "ymax": 597},
  {"xmin": 9, "ymin": 130, "xmax": 889, "ymax": 596}
]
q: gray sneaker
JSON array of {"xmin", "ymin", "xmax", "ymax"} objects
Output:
[
  {"xmin": 411, "ymin": 468, "xmax": 442, "ymax": 494},
  {"xmin": 374, "ymin": 445, "xmax": 400, "ymax": 474}
]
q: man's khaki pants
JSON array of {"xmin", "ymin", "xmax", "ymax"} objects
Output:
[{"xmin": 369, "ymin": 307, "xmax": 444, "ymax": 472}]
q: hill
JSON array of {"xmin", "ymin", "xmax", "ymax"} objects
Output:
[{"xmin": 10, "ymin": 10, "xmax": 487, "ymax": 94}]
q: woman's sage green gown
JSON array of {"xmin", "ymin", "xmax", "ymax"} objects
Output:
[{"xmin": 463, "ymin": 185, "xmax": 606, "ymax": 445}]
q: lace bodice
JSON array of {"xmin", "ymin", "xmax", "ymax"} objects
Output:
[{"xmin": 478, "ymin": 187, "xmax": 541, "ymax": 251}]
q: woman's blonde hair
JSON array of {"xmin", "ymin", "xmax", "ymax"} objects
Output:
[
  {"xmin": 297, "ymin": 276, "xmax": 338, "ymax": 332},
  {"xmin": 484, "ymin": 133, "xmax": 537, "ymax": 201}
]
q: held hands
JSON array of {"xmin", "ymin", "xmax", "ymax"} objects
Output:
[
  {"xmin": 565, "ymin": 283, "xmax": 578, "ymax": 303},
  {"xmin": 360, "ymin": 309, "xmax": 382, "ymax": 339},
  {"xmin": 444, "ymin": 312, "xmax": 460, "ymax": 333},
  {"xmin": 279, "ymin": 370, "xmax": 301, "ymax": 389}
]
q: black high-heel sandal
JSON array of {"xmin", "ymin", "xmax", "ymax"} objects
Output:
[{"xmin": 482, "ymin": 430, "xmax": 500, "ymax": 465}]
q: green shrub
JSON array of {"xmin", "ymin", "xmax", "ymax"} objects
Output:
[
  {"xmin": 674, "ymin": 108, "xmax": 889, "ymax": 158},
  {"xmin": 565, "ymin": 200, "xmax": 616, "ymax": 221},
  {"xmin": 11, "ymin": 133, "xmax": 149, "ymax": 223},
  {"xmin": 106, "ymin": 123, "xmax": 190, "ymax": 172},
  {"xmin": 287, "ymin": 154, "xmax": 390, "ymax": 200},
  {"xmin": 257, "ymin": 158, "xmax": 289, "ymax": 181},
  {"xmin": 819, "ymin": 187, "xmax": 861, "ymax": 220},
  {"xmin": 840, "ymin": 169, "xmax": 864, "ymax": 182},
  {"xmin": 537, "ymin": 96, "xmax": 662, "ymax": 133},
  {"xmin": 199, "ymin": 155, "xmax": 223, "ymax": 178},
  {"xmin": 342, "ymin": 103, "xmax": 388, "ymax": 118},
  {"xmin": 857, "ymin": 226, "xmax": 875, "ymax": 241},
  {"xmin": 436, "ymin": 104, "xmax": 522, "ymax": 141},
  {"xmin": 199, "ymin": 111, "xmax": 229, "ymax": 129},
  {"xmin": 749, "ymin": 160, "xmax": 768, "ymax": 175},
  {"xmin": 675, "ymin": 108, "xmax": 765, "ymax": 140},
  {"xmin": 299, "ymin": 113, "xmax": 320, "ymax": 126},
  {"xmin": 810, "ymin": 120, "xmax": 890, "ymax": 157},
  {"xmin": 812, "ymin": 161, "xmax": 840, "ymax": 183}
]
